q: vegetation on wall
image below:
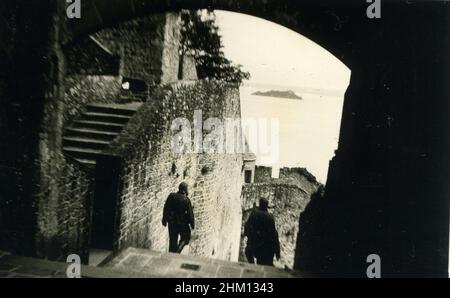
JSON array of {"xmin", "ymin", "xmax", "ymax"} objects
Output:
[{"xmin": 180, "ymin": 10, "xmax": 250, "ymax": 85}]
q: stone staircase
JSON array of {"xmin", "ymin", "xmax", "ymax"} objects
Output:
[
  {"xmin": 0, "ymin": 249, "xmax": 308, "ymax": 278},
  {"xmin": 104, "ymin": 247, "xmax": 306, "ymax": 278},
  {"xmin": 63, "ymin": 102, "xmax": 141, "ymax": 166}
]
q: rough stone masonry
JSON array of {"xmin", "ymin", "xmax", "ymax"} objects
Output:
[
  {"xmin": 76, "ymin": 14, "xmax": 245, "ymax": 262},
  {"xmin": 240, "ymin": 166, "xmax": 322, "ymax": 269},
  {"xmin": 105, "ymin": 81, "xmax": 245, "ymax": 262},
  {"xmin": 0, "ymin": 8, "xmax": 245, "ymax": 264}
]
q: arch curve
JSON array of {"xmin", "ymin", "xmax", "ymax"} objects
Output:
[{"xmin": 67, "ymin": 0, "xmax": 365, "ymax": 68}]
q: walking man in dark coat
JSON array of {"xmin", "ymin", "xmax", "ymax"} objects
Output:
[
  {"xmin": 244, "ymin": 197, "xmax": 281, "ymax": 266},
  {"xmin": 162, "ymin": 182, "xmax": 195, "ymax": 253}
]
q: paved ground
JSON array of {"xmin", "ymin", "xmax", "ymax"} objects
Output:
[
  {"xmin": 89, "ymin": 249, "xmax": 113, "ymax": 267},
  {"xmin": 105, "ymin": 248, "xmax": 306, "ymax": 278},
  {"xmin": 0, "ymin": 248, "xmax": 307, "ymax": 278},
  {"xmin": 0, "ymin": 250, "xmax": 154, "ymax": 278}
]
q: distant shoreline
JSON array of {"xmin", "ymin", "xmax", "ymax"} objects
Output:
[
  {"xmin": 243, "ymin": 82, "xmax": 347, "ymax": 97},
  {"xmin": 252, "ymin": 90, "xmax": 302, "ymax": 100}
]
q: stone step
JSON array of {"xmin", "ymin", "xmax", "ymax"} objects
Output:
[
  {"xmin": 72, "ymin": 120, "xmax": 125, "ymax": 133},
  {"xmin": 63, "ymin": 137, "xmax": 110, "ymax": 150},
  {"xmin": 63, "ymin": 147, "xmax": 104, "ymax": 161},
  {"xmin": 105, "ymin": 247, "xmax": 304, "ymax": 278},
  {"xmin": 81, "ymin": 112, "xmax": 132, "ymax": 124},
  {"xmin": 89, "ymin": 249, "xmax": 114, "ymax": 267},
  {"xmin": 65, "ymin": 128, "xmax": 119, "ymax": 141},
  {"xmin": 63, "ymin": 102, "xmax": 140, "ymax": 165},
  {"xmin": 86, "ymin": 103, "xmax": 140, "ymax": 116},
  {"xmin": 74, "ymin": 158, "xmax": 97, "ymax": 166}
]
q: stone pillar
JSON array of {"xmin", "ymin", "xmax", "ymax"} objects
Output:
[
  {"xmin": 93, "ymin": 12, "xmax": 183, "ymax": 86},
  {"xmin": 322, "ymin": 4, "xmax": 450, "ymax": 277},
  {"xmin": 0, "ymin": 0, "xmax": 67, "ymax": 258}
]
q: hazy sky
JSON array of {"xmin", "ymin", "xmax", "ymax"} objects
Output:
[
  {"xmin": 215, "ymin": 11, "xmax": 351, "ymax": 182},
  {"xmin": 215, "ymin": 10, "xmax": 351, "ymax": 91}
]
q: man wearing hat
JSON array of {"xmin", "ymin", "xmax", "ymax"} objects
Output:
[{"xmin": 244, "ymin": 197, "xmax": 281, "ymax": 266}]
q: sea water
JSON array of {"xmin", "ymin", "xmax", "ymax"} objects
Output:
[{"xmin": 240, "ymin": 85, "xmax": 345, "ymax": 184}]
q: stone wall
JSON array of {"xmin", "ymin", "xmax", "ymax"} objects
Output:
[
  {"xmin": 105, "ymin": 81, "xmax": 244, "ymax": 261},
  {"xmin": 35, "ymin": 155, "xmax": 93, "ymax": 263},
  {"xmin": 62, "ymin": 12, "xmax": 184, "ymax": 129},
  {"xmin": 0, "ymin": 2, "xmax": 95, "ymax": 262},
  {"xmin": 63, "ymin": 75, "xmax": 122, "ymax": 128},
  {"xmin": 253, "ymin": 166, "xmax": 272, "ymax": 183},
  {"xmin": 93, "ymin": 13, "xmax": 181, "ymax": 85},
  {"xmin": 160, "ymin": 13, "xmax": 184, "ymax": 83},
  {"xmin": 240, "ymin": 167, "xmax": 321, "ymax": 269},
  {"xmin": 64, "ymin": 36, "xmax": 121, "ymax": 76},
  {"xmin": 0, "ymin": 8, "xmax": 182, "ymax": 261},
  {"xmin": 0, "ymin": 158, "xmax": 93, "ymax": 263},
  {"xmin": 255, "ymin": 166, "xmax": 319, "ymax": 193},
  {"xmin": 180, "ymin": 55, "xmax": 198, "ymax": 81}
]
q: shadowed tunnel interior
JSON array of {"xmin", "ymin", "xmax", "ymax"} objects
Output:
[{"xmin": 0, "ymin": 0, "xmax": 449, "ymax": 277}]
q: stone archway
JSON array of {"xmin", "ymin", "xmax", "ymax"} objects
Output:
[{"xmin": 67, "ymin": 0, "xmax": 358, "ymax": 67}]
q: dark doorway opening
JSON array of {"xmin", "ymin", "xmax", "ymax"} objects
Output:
[
  {"xmin": 121, "ymin": 78, "xmax": 147, "ymax": 93},
  {"xmin": 121, "ymin": 78, "xmax": 148, "ymax": 102},
  {"xmin": 244, "ymin": 170, "xmax": 252, "ymax": 183},
  {"xmin": 89, "ymin": 155, "xmax": 122, "ymax": 265}
]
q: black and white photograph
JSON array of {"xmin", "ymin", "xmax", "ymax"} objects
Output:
[{"xmin": 0, "ymin": 0, "xmax": 449, "ymax": 285}]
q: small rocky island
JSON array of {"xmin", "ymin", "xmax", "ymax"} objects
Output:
[{"xmin": 252, "ymin": 90, "xmax": 302, "ymax": 100}]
